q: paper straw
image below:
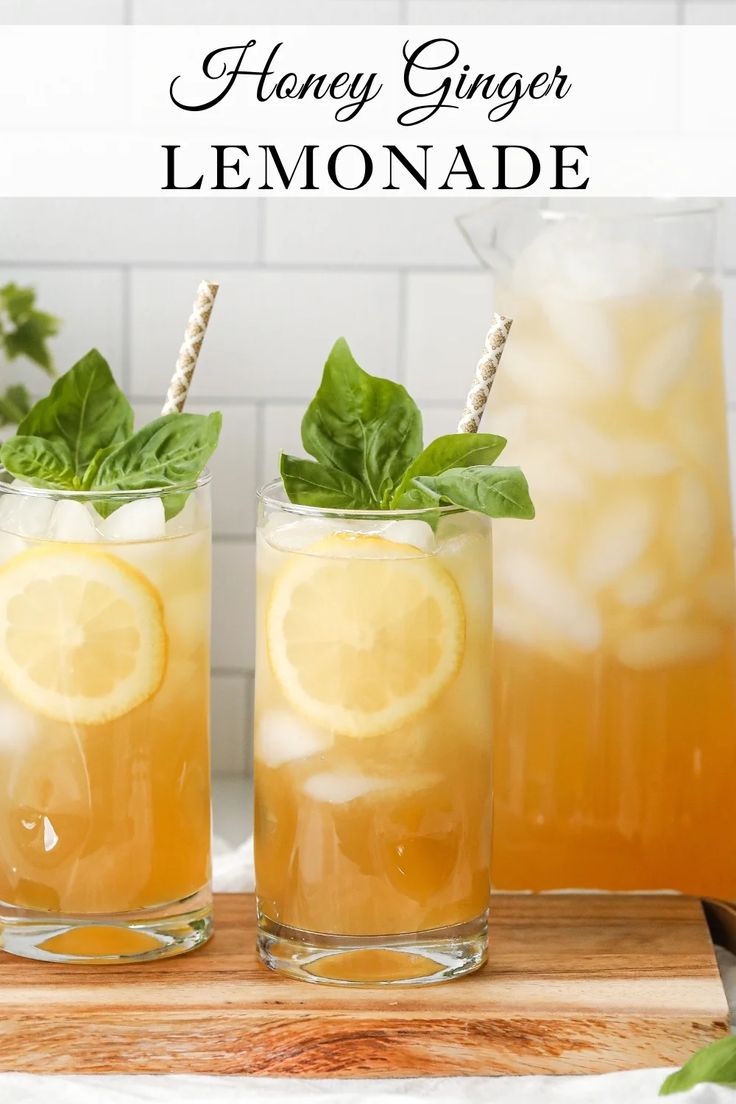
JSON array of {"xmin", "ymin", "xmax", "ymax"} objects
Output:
[
  {"xmin": 457, "ymin": 314, "xmax": 513, "ymax": 434},
  {"xmin": 161, "ymin": 280, "xmax": 219, "ymax": 415}
]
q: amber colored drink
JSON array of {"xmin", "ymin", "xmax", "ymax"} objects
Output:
[
  {"xmin": 254, "ymin": 487, "xmax": 492, "ymax": 984},
  {"xmin": 486, "ymin": 254, "xmax": 736, "ymax": 894},
  {"xmin": 0, "ymin": 480, "xmax": 212, "ymax": 961}
]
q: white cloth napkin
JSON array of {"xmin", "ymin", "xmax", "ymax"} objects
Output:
[{"xmin": 0, "ymin": 839, "xmax": 733, "ymax": 1104}]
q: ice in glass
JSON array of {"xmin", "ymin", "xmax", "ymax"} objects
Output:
[
  {"xmin": 472, "ymin": 204, "xmax": 736, "ymax": 894},
  {"xmin": 253, "ymin": 336, "xmax": 532, "ymax": 985},
  {"xmin": 255, "ymin": 499, "xmax": 493, "ymax": 983},
  {"xmin": 0, "ymin": 349, "xmax": 220, "ymax": 961}
]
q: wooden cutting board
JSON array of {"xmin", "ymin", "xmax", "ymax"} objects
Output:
[{"xmin": 0, "ymin": 894, "xmax": 729, "ymax": 1077}]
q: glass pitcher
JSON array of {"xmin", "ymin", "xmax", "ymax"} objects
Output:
[{"xmin": 459, "ymin": 199, "xmax": 736, "ymax": 896}]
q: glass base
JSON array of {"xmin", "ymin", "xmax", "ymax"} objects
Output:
[
  {"xmin": 257, "ymin": 908, "xmax": 488, "ymax": 986},
  {"xmin": 0, "ymin": 886, "xmax": 213, "ymax": 964}
]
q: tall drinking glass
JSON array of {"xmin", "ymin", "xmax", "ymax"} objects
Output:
[
  {"xmin": 254, "ymin": 482, "xmax": 493, "ymax": 985},
  {"xmin": 460, "ymin": 199, "xmax": 736, "ymax": 896},
  {"xmin": 0, "ymin": 475, "xmax": 212, "ymax": 961}
]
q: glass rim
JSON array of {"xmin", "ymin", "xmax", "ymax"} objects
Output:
[
  {"xmin": 0, "ymin": 467, "xmax": 211, "ymax": 501},
  {"xmin": 257, "ymin": 477, "xmax": 465, "ymax": 519}
]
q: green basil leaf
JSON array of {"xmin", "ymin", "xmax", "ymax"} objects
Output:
[
  {"xmin": 0, "ymin": 435, "xmax": 76, "ymax": 489},
  {"xmin": 81, "ymin": 444, "xmax": 121, "ymax": 490},
  {"xmin": 660, "ymin": 1036, "xmax": 736, "ymax": 1095},
  {"xmin": 300, "ymin": 337, "xmax": 422, "ymax": 507},
  {"xmin": 280, "ymin": 453, "xmax": 373, "ymax": 510},
  {"xmin": 391, "ymin": 432, "xmax": 507, "ymax": 506},
  {"xmin": 18, "ymin": 349, "xmax": 133, "ymax": 475},
  {"xmin": 0, "ymin": 283, "xmax": 59, "ymax": 376},
  {"xmin": 90, "ymin": 411, "xmax": 221, "ymax": 518},
  {"xmin": 415, "ymin": 465, "xmax": 535, "ymax": 520},
  {"xmin": 0, "ymin": 384, "xmax": 32, "ymax": 427}
]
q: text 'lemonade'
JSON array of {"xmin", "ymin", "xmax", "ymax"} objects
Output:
[
  {"xmin": 0, "ymin": 350, "xmax": 220, "ymax": 962},
  {"xmin": 483, "ymin": 211, "xmax": 736, "ymax": 894},
  {"xmin": 254, "ymin": 338, "xmax": 532, "ymax": 985}
]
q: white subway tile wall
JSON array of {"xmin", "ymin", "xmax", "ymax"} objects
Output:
[{"xmin": 1, "ymin": 0, "xmax": 734, "ymax": 773}]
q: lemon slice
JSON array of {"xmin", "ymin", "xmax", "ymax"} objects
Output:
[
  {"xmin": 0, "ymin": 546, "xmax": 167, "ymax": 724},
  {"xmin": 267, "ymin": 533, "xmax": 465, "ymax": 738}
]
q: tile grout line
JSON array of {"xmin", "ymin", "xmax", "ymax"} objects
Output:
[
  {"xmin": 254, "ymin": 402, "xmax": 266, "ymax": 493},
  {"xmin": 120, "ymin": 265, "xmax": 132, "ymax": 391},
  {"xmin": 243, "ymin": 670, "xmax": 254, "ymax": 778},
  {"xmin": 395, "ymin": 269, "xmax": 408, "ymax": 384},
  {"xmin": 0, "ymin": 260, "xmax": 481, "ymax": 275}
]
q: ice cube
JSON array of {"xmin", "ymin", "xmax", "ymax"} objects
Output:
[
  {"xmin": 0, "ymin": 491, "xmax": 55, "ymax": 539},
  {"xmin": 578, "ymin": 496, "xmax": 655, "ymax": 590},
  {"xmin": 302, "ymin": 771, "xmax": 388, "ymax": 804},
  {"xmin": 99, "ymin": 497, "xmax": 166, "ymax": 542},
  {"xmin": 632, "ymin": 315, "xmax": 699, "ymax": 411},
  {"xmin": 544, "ymin": 293, "xmax": 621, "ymax": 391},
  {"xmin": 48, "ymin": 500, "xmax": 98, "ymax": 543},
  {"xmin": 616, "ymin": 623, "xmax": 721, "ymax": 670},
  {"xmin": 263, "ymin": 516, "xmax": 345, "ymax": 552},
  {"xmin": 670, "ymin": 474, "xmax": 713, "ymax": 577},
  {"xmin": 503, "ymin": 551, "xmax": 602, "ymax": 651},
  {"xmin": 513, "ymin": 219, "xmax": 679, "ymax": 302},
  {"xmin": 502, "ymin": 334, "xmax": 594, "ymax": 403},
  {"xmin": 615, "ymin": 569, "xmax": 664, "ymax": 608},
  {"xmin": 378, "ymin": 519, "xmax": 435, "ymax": 552},
  {"xmin": 256, "ymin": 710, "xmax": 333, "ymax": 768},
  {"xmin": 560, "ymin": 417, "xmax": 621, "ymax": 476}
]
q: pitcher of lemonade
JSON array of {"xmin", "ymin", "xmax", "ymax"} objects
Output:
[{"xmin": 460, "ymin": 199, "xmax": 736, "ymax": 897}]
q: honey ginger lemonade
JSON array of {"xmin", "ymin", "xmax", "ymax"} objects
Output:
[
  {"xmin": 0, "ymin": 349, "xmax": 221, "ymax": 962},
  {"xmin": 470, "ymin": 202, "xmax": 736, "ymax": 895},
  {"xmin": 254, "ymin": 337, "xmax": 532, "ymax": 985}
]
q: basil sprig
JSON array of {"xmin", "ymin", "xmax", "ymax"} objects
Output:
[
  {"xmin": 660, "ymin": 1036, "xmax": 736, "ymax": 1095},
  {"xmin": 281, "ymin": 338, "xmax": 534, "ymax": 520},
  {"xmin": 0, "ymin": 349, "xmax": 221, "ymax": 518}
]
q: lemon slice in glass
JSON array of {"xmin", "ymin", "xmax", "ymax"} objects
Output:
[
  {"xmin": 267, "ymin": 533, "xmax": 465, "ymax": 738},
  {"xmin": 0, "ymin": 546, "xmax": 167, "ymax": 724}
]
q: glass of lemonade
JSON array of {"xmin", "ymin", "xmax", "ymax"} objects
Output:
[
  {"xmin": 254, "ymin": 483, "xmax": 493, "ymax": 985},
  {"xmin": 0, "ymin": 477, "xmax": 212, "ymax": 962},
  {"xmin": 461, "ymin": 199, "xmax": 736, "ymax": 896}
]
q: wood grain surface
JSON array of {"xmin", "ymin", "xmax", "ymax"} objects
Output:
[{"xmin": 0, "ymin": 894, "xmax": 729, "ymax": 1077}]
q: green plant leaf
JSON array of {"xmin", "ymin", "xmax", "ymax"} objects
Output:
[
  {"xmin": 0, "ymin": 384, "xmax": 32, "ymax": 427},
  {"xmin": 0, "ymin": 283, "xmax": 60, "ymax": 376},
  {"xmin": 280, "ymin": 453, "xmax": 374, "ymax": 510},
  {"xmin": 660, "ymin": 1036, "xmax": 736, "ymax": 1095},
  {"xmin": 0, "ymin": 283, "xmax": 35, "ymax": 323},
  {"xmin": 415, "ymin": 465, "xmax": 535, "ymax": 520},
  {"xmin": 90, "ymin": 411, "xmax": 221, "ymax": 517},
  {"xmin": 390, "ymin": 432, "xmax": 507, "ymax": 506},
  {"xmin": 18, "ymin": 349, "xmax": 133, "ymax": 477},
  {"xmin": 0, "ymin": 435, "xmax": 76, "ymax": 489},
  {"xmin": 300, "ymin": 337, "xmax": 422, "ymax": 507},
  {"xmin": 81, "ymin": 444, "xmax": 121, "ymax": 490}
]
